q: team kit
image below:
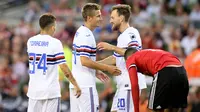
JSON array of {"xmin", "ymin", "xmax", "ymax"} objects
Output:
[{"xmin": 26, "ymin": 3, "xmax": 189, "ymax": 112}]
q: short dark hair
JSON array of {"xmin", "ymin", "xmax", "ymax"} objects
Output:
[
  {"xmin": 124, "ymin": 47, "xmax": 138, "ymax": 60},
  {"xmin": 82, "ymin": 3, "xmax": 101, "ymax": 21},
  {"xmin": 111, "ymin": 4, "xmax": 131, "ymax": 22},
  {"xmin": 39, "ymin": 13, "xmax": 56, "ymax": 29}
]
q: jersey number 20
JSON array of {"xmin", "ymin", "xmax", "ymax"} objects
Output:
[
  {"xmin": 117, "ymin": 98, "xmax": 125, "ymax": 108},
  {"xmin": 29, "ymin": 53, "xmax": 47, "ymax": 74}
]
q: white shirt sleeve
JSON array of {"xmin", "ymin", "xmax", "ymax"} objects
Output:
[
  {"xmin": 125, "ymin": 30, "xmax": 142, "ymax": 50},
  {"xmin": 76, "ymin": 34, "xmax": 96, "ymax": 58},
  {"xmin": 54, "ymin": 40, "xmax": 66, "ymax": 65}
]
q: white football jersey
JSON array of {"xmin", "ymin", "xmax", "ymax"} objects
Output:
[
  {"xmin": 114, "ymin": 27, "xmax": 147, "ymax": 89},
  {"xmin": 27, "ymin": 34, "xmax": 66, "ymax": 99},
  {"xmin": 70, "ymin": 25, "xmax": 96, "ymax": 88}
]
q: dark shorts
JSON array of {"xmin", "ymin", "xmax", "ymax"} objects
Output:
[{"xmin": 148, "ymin": 66, "xmax": 189, "ymax": 110}]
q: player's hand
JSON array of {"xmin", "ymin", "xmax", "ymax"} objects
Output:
[
  {"xmin": 97, "ymin": 42, "xmax": 114, "ymax": 51},
  {"xmin": 74, "ymin": 86, "xmax": 81, "ymax": 98},
  {"xmin": 96, "ymin": 71, "xmax": 110, "ymax": 83},
  {"xmin": 105, "ymin": 65, "xmax": 121, "ymax": 76}
]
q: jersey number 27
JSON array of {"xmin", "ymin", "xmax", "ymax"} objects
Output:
[{"xmin": 29, "ymin": 53, "xmax": 47, "ymax": 74}]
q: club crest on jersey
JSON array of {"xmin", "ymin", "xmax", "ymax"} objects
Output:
[
  {"xmin": 128, "ymin": 32, "xmax": 135, "ymax": 39},
  {"xmin": 86, "ymin": 34, "xmax": 91, "ymax": 37},
  {"xmin": 125, "ymin": 84, "xmax": 129, "ymax": 87}
]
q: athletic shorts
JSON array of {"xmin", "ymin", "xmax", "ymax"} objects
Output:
[
  {"xmin": 148, "ymin": 66, "xmax": 189, "ymax": 110},
  {"xmin": 27, "ymin": 97, "xmax": 60, "ymax": 112},
  {"xmin": 70, "ymin": 87, "xmax": 99, "ymax": 112},
  {"xmin": 111, "ymin": 89, "xmax": 133, "ymax": 112}
]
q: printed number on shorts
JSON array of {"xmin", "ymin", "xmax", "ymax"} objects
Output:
[
  {"xmin": 29, "ymin": 53, "xmax": 47, "ymax": 74},
  {"xmin": 117, "ymin": 98, "xmax": 125, "ymax": 108}
]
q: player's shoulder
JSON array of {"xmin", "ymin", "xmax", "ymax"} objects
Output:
[
  {"xmin": 124, "ymin": 27, "xmax": 140, "ymax": 41},
  {"xmin": 77, "ymin": 25, "xmax": 87, "ymax": 34},
  {"xmin": 27, "ymin": 34, "xmax": 39, "ymax": 45},
  {"xmin": 81, "ymin": 25, "xmax": 93, "ymax": 35},
  {"xmin": 28, "ymin": 34, "xmax": 61, "ymax": 45},
  {"xmin": 125, "ymin": 27, "xmax": 139, "ymax": 36},
  {"xmin": 28, "ymin": 34, "xmax": 53, "ymax": 41},
  {"xmin": 75, "ymin": 25, "xmax": 93, "ymax": 40}
]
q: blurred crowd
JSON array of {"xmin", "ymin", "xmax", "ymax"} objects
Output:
[{"xmin": 0, "ymin": 0, "xmax": 200, "ymax": 112}]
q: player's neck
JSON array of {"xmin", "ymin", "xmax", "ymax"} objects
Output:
[
  {"xmin": 119, "ymin": 22, "xmax": 130, "ymax": 33},
  {"xmin": 84, "ymin": 22, "xmax": 95, "ymax": 31},
  {"xmin": 40, "ymin": 30, "xmax": 52, "ymax": 36}
]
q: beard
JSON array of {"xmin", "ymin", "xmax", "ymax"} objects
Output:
[{"xmin": 112, "ymin": 23, "xmax": 120, "ymax": 31}]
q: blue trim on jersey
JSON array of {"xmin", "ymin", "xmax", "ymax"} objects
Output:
[
  {"xmin": 34, "ymin": 52, "xmax": 64, "ymax": 57},
  {"xmin": 47, "ymin": 52, "xmax": 64, "ymax": 57},
  {"xmin": 127, "ymin": 90, "xmax": 131, "ymax": 112},
  {"xmin": 29, "ymin": 61, "xmax": 39, "ymax": 64},
  {"xmin": 73, "ymin": 44, "xmax": 96, "ymax": 50},
  {"xmin": 73, "ymin": 44, "xmax": 80, "ymax": 48},
  {"xmin": 80, "ymin": 53, "xmax": 90, "ymax": 57},
  {"xmin": 113, "ymin": 52, "xmax": 123, "ymax": 57},
  {"xmin": 80, "ymin": 45, "xmax": 96, "ymax": 50},
  {"xmin": 72, "ymin": 51, "xmax": 96, "ymax": 57},
  {"xmin": 47, "ymin": 60, "xmax": 66, "ymax": 65},
  {"xmin": 29, "ymin": 58, "xmax": 65, "ymax": 63},
  {"xmin": 128, "ymin": 40, "xmax": 139, "ymax": 45},
  {"xmin": 89, "ymin": 87, "xmax": 95, "ymax": 112},
  {"xmin": 36, "ymin": 54, "xmax": 42, "ymax": 56}
]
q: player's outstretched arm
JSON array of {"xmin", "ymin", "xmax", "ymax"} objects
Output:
[
  {"xmin": 97, "ymin": 42, "xmax": 126, "ymax": 56},
  {"xmin": 97, "ymin": 55, "xmax": 116, "ymax": 65},
  {"xmin": 80, "ymin": 56, "xmax": 121, "ymax": 76},
  {"xmin": 59, "ymin": 63, "xmax": 81, "ymax": 98}
]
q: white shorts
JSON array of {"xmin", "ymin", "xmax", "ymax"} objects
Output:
[
  {"xmin": 111, "ymin": 89, "xmax": 133, "ymax": 112},
  {"xmin": 70, "ymin": 87, "xmax": 99, "ymax": 112},
  {"xmin": 27, "ymin": 97, "xmax": 60, "ymax": 112}
]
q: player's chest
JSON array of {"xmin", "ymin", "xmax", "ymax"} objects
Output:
[{"xmin": 117, "ymin": 36, "xmax": 128, "ymax": 48}]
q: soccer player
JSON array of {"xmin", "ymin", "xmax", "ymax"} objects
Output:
[
  {"xmin": 97, "ymin": 4, "xmax": 147, "ymax": 112},
  {"xmin": 124, "ymin": 48, "xmax": 189, "ymax": 112},
  {"xmin": 27, "ymin": 13, "xmax": 81, "ymax": 112},
  {"xmin": 70, "ymin": 3, "xmax": 121, "ymax": 112}
]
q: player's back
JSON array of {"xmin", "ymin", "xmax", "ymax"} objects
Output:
[
  {"xmin": 133, "ymin": 49, "xmax": 181, "ymax": 75},
  {"xmin": 114, "ymin": 27, "xmax": 142, "ymax": 89},
  {"xmin": 27, "ymin": 34, "xmax": 65, "ymax": 99},
  {"xmin": 70, "ymin": 25, "xmax": 96, "ymax": 88}
]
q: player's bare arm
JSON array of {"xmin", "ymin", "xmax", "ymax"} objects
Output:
[
  {"xmin": 80, "ymin": 56, "xmax": 121, "ymax": 75},
  {"xmin": 97, "ymin": 42, "xmax": 126, "ymax": 56},
  {"xmin": 59, "ymin": 63, "xmax": 81, "ymax": 98},
  {"xmin": 97, "ymin": 55, "xmax": 116, "ymax": 65}
]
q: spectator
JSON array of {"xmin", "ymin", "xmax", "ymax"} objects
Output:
[
  {"xmin": 168, "ymin": 28, "xmax": 184, "ymax": 57},
  {"xmin": 190, "ymin": 4, "xmax": 200, "ymax": 22},
  {"xmin": 181, "ymin": 27, "xmax": 197, "ymax": 56},
  {"xmin": 24, "ymin": 1, "xmax": 40, "ymax": 23}
]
